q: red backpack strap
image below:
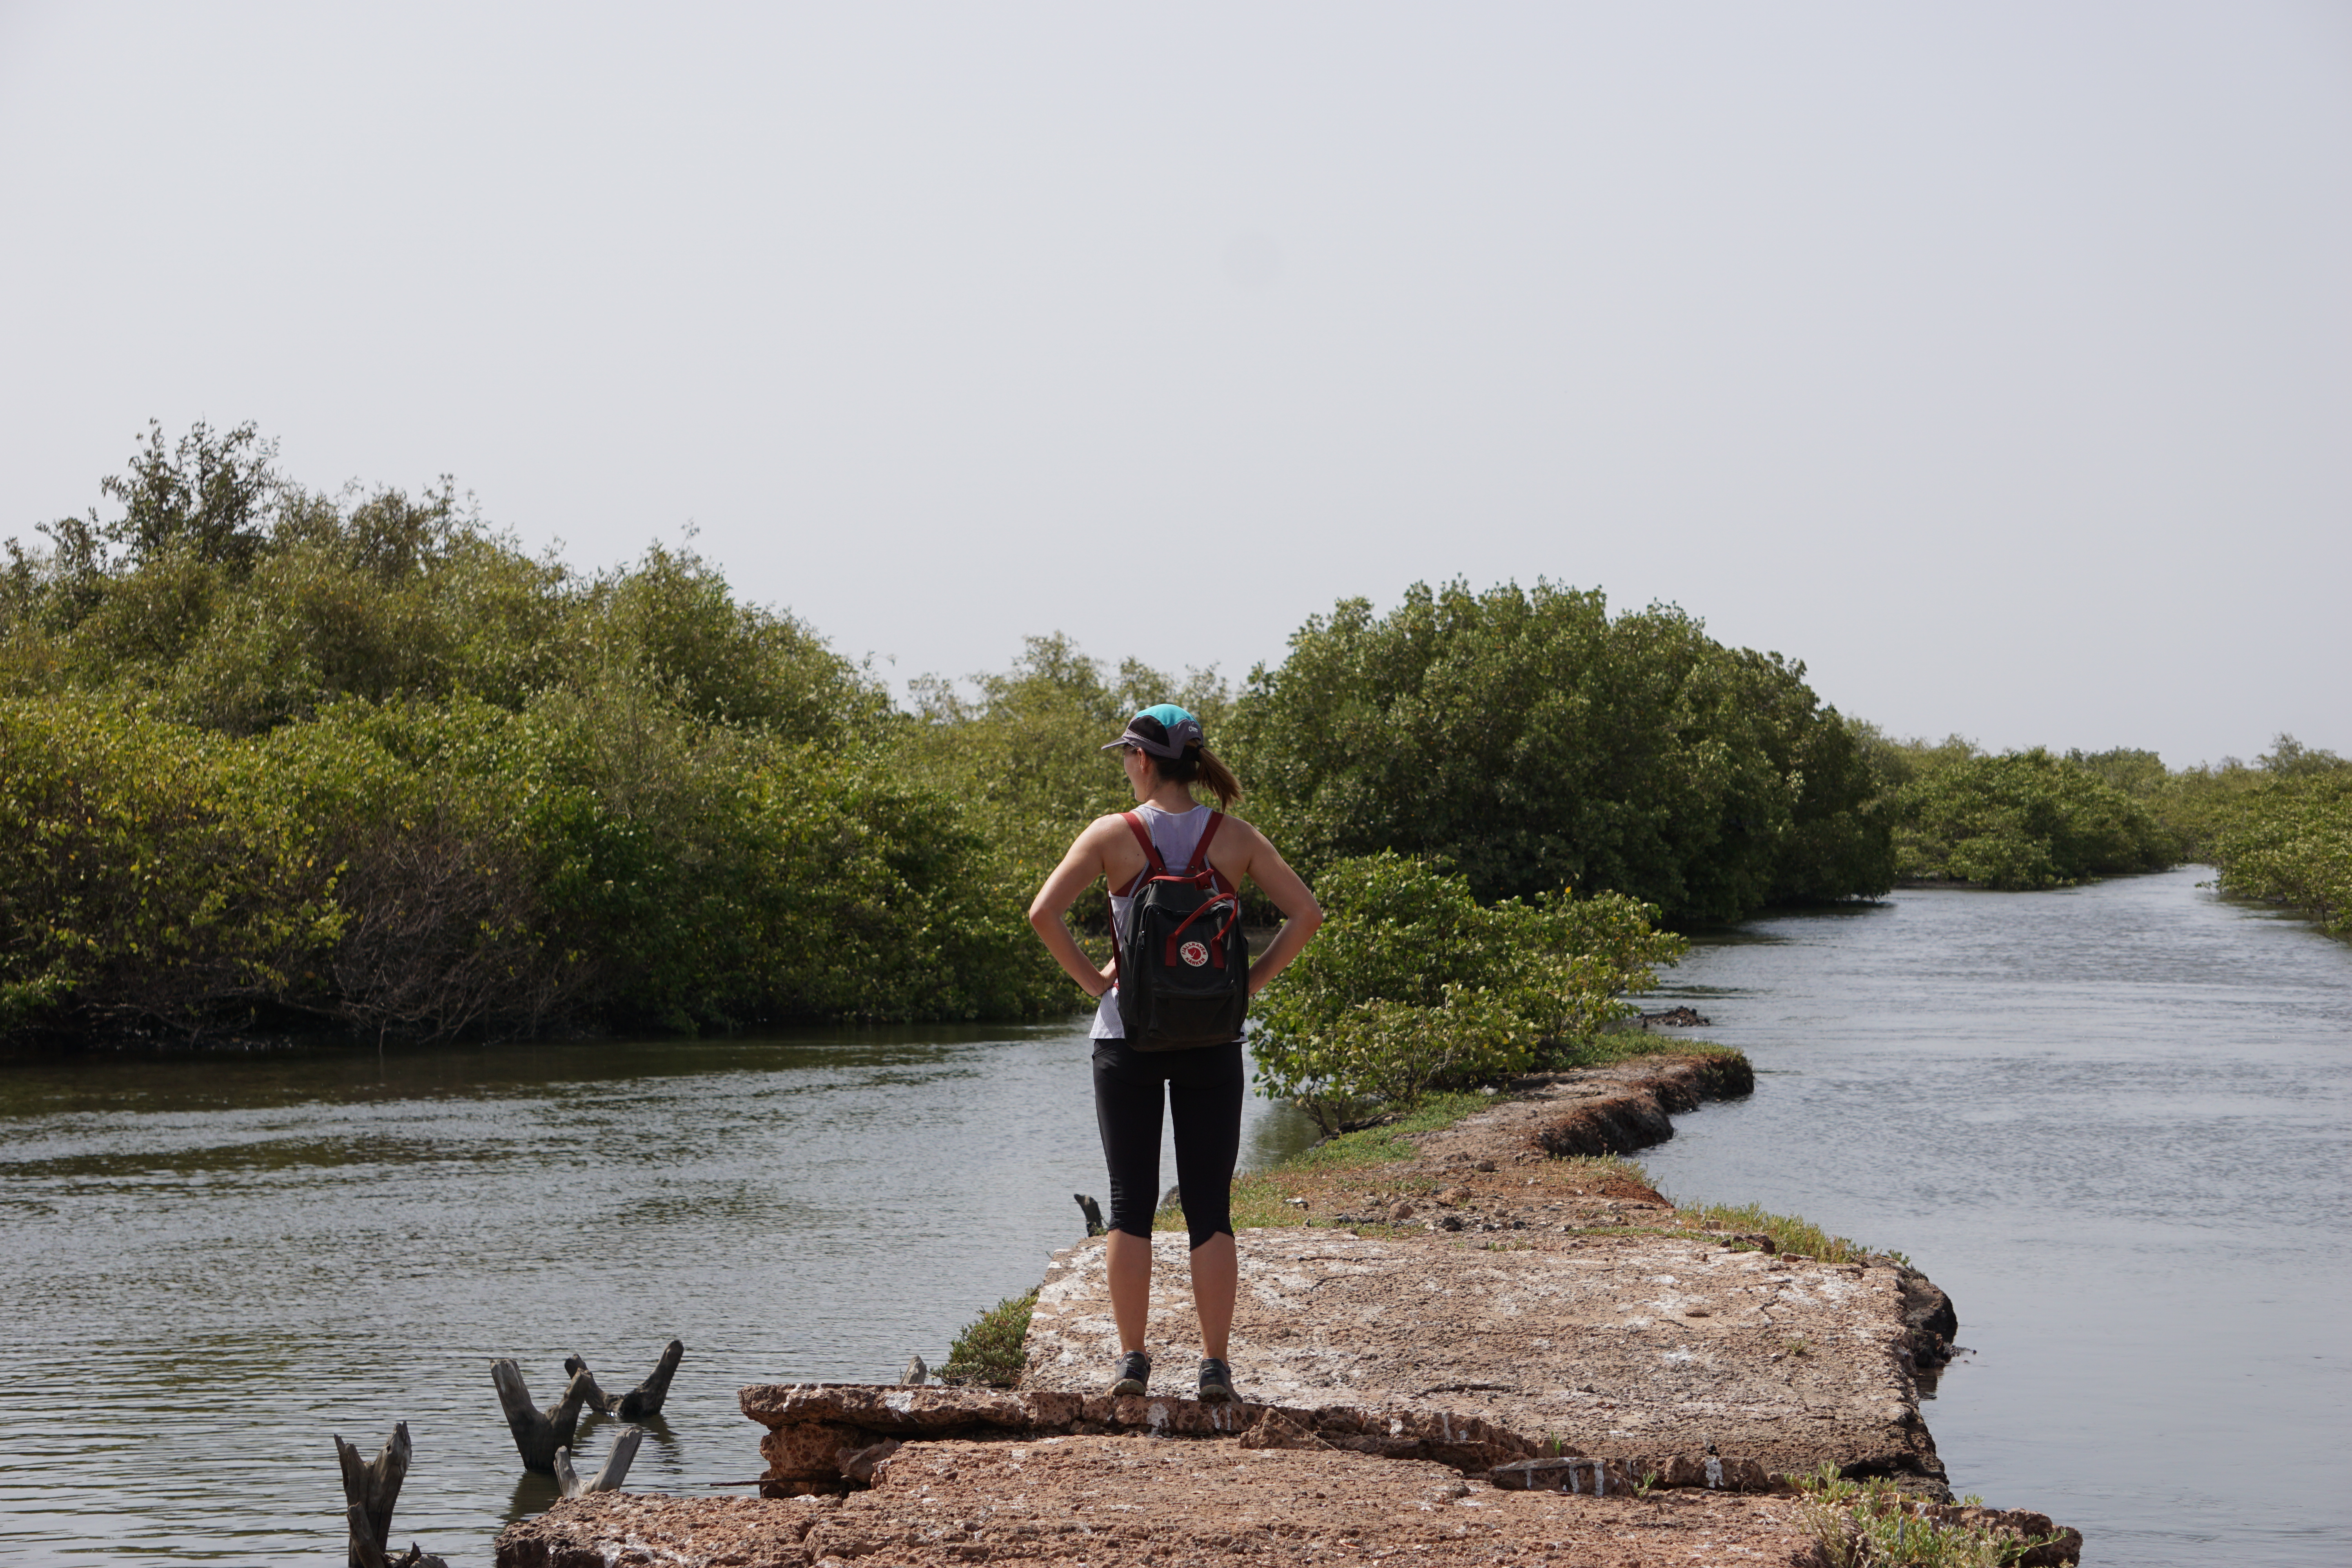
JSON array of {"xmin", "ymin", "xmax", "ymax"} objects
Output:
[
  {"xmin": 1188, "ymin": 810, "xmax": 1236, "ymax": 893},
  {"xmin": 1122, "ymin": 811, "xmax": 1167, "ymax": 871},
  {"xmin": 1112, "ymin": 810, "xmax": 1166, "ymax": 897}
]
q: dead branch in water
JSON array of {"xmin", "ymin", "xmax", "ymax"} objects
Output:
[
  {"xmin": 490, "ymin": 1360, "xmax": 597, "ymax": 1474},
  {"xmin": 333, "ymin": 1423, "xmax": 448, "ymax": 1568},
  {"xmin": 561, "ymin": 1339, "xmax": 684, "ymax": 1420}
]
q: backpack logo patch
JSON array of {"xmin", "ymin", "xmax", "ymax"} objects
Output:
[{"xmin": 1179, "ymin": 940, "xmax": 1210, "ymax": 969}]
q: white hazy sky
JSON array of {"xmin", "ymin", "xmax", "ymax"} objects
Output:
[{"xmin": 2, "ymin": 2, "xmax": 2345, "ymax": 766}]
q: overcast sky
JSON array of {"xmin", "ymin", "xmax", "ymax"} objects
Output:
[{"xmin": 2, "ymin": 2, "xmax": 2345, "ymax": 766}]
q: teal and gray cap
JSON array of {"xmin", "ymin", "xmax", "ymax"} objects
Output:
[{"xmin": 1102, "ymin": 703, "xmax": 1203, "ymax": 759}]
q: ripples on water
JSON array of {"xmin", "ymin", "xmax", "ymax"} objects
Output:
[
  {"xmin": 1638, "ymin": 868, "xmax": 2351, "ymax": 1568},
  {"xmin": 0, "ymin": 1028, "xmax": 1318, "ymax": 1564},
  {"xmin": 3, "ymin": 867, "xmax": 2347, "ymax": 1565}
]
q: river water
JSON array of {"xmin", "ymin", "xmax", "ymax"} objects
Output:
[
  {"xmin": 1638, "ymin": 867, "xmax": 2351, "ymax": 1567},
  {"xmin": 0, "ymin": 866, "xmax": 2345, "ymax": 1564}
]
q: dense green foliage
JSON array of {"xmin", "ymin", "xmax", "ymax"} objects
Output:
[
  {"xmin": 2197, "ymin": 753, "xmax": 2352, "ymax": 937},
  {"xmin": 1250, "ymin": 851, "xmax": 1686, "ymax": 1132},
  {"xmin": 0, "ymin": 424, "xmax": 1061, "ymax": 1041},
  {"xmin": 1227, "ymin": 580, "xmax": 1894, "ymax": 924},
  {"xmin": 1883, "ymin": 746, "xmax": 2178, "ymax": 889}
]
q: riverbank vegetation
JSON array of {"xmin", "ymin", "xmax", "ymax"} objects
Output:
[
  {"xmin": 2192, "ymin": 758, "xmax": 2352, "ymax": 937},
  {"xmin": 0, "ymin": 423, "xmax": 1062, "ymax": 1041},
  {"xmin": 2, "ymin": 426, "xmax": 1902, "ymax": 1047},
  {"xmin": 1248, "ymin": 851, "xmax": 1689, "ymax": 1131},
  {"xmin": 1866, "ymin": 739, "xmax": 2178, "ymax": 889},
  {"xmin": 1228, "ymin": 580, "xmax": 1896, "ymax": 922},
  {"xmin": 7, "ymin": 423, "xmax": 2343, "ymax": 1045}
]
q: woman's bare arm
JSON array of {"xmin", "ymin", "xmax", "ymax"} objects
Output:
[
  {"xmin": 1027, "ymin": 816, "xmax": 1130, "ymax": 997},
  {"xmin": 1225, "ymin": 825, "xmax": 1322, "ymax": 996}
]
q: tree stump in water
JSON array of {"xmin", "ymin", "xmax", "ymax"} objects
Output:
[
  {"xmin": 553, "ymin": 1425, "xmax": 646, "ymax": 1499},
  {"xmin": 490, "ymin": 1360, "xmax": 597, "ymax": 1473},
  {"xmin": 560, "ymin": 1339, "xmax": 684, "ymax": 1421},
  {"xmin": 333, "ymin": 1423, "xmax": 448, "ymax": 1568}
]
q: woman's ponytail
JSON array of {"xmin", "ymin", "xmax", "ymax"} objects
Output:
[{"xmin": 1172, "ymin": 740, "xmax": 1243, "ymax": 809}]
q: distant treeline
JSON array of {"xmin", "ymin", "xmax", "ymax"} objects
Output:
[
  {"xmin": 1858, "ymin": 728, "xmax": 2350, "ymax": 933},
  {"xmin": 0, "ymin": 424, "xmax": 2339, "ymax": 1045}
]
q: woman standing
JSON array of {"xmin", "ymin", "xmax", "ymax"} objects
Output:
[{"xmin": 1027, "ymin": 704, "xmax": 1322, "ymax": 1403}]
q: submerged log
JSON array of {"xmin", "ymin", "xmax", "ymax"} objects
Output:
[
  {"xmin": 491, "ymin": 1360, "xmax": 597, "ymax": 1474},
  {"xmin": 561, "ymin": 1339, "xmax": 685, "ymax": 1421},
  {"xmin": 553, "ymin": 1426, "xmax": 645, "ymax": 1499},
  {"xmin": 333, "ymin": 1423, "xmax": 448, "ymax": 1568}
]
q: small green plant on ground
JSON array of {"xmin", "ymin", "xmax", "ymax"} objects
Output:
[
  {"xmin": 939, "ymin": 1288, "xmax": 1037, "ymax": 1388},
  {"xmin": 1666, "ymin": 1199, "xmax": 1895, "ymax": 1265},
  {"xmin": 1797, "ymin": 1465, "xmax": 2058, "ymax": 1567}
]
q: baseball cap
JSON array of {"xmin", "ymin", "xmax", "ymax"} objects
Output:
[{"xmin": 1101, "ymin": 704, "xmax": 1203, "ymax": 759}]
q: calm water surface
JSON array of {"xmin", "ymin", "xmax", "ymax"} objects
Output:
[
  {"xmin": 0, "ymin": 1026, "xmax": 1318, "ymax": 1565},
  {"xmin": 3, "ymin": 866, "xmax": 2347, "ymax": 1565},
  {"xmin": 1639, "ymin": 867, "xmax": 2350, "ymax": 1568}
]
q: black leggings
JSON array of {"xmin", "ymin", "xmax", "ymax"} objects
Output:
[{"xmin": 1091, "ymin": 1039, "xmax": 1244, "ymax": 1251}]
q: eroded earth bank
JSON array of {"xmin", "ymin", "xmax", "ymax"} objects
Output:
[{"xmin": 498, "ymin": 1056, "xmax": 2082, "ymax": 1567}]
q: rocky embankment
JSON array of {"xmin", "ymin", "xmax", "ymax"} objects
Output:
[{"xmin": 496, "ymin": 1053, "xmax": 2078, "ymax": 1567}]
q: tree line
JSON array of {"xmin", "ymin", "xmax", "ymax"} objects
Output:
[
  {"xmin": 2, "ymin": 423, "xmax": 2341, "ymax": 1048},
  {"xmin": 1857, "ymin": 726, "xmax": 2350, "ymax": 934}
]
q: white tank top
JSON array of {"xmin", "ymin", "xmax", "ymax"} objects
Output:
[{"xmin": 1089, "ymin": 803, "xmax": 1216, "ymax": 1040}]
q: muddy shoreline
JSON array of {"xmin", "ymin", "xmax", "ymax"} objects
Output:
[{"xmin": 497, "ymin": 1054, "xmax": 2080, "ymax": 1566}]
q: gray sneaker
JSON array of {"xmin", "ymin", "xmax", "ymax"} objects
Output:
[
  {"xmin": 1197, "ymin": 1356, "xmax": 1237, "ymax": 1404},
  {"xmin": 1109, "ymin": 1351, "xmax": 1151, "ymax": 1397}
]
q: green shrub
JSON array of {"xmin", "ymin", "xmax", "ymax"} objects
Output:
[
  {"xmin": 0, "ymin": 426, "xmax": 1072, "ymax": 1043},
  {"xmin": 940, "ymin": 1289, "xmax": 1037, "ymax": 1388},
  {"xmin": 1251, "ymin": 852, "xmax": 1685, "ymax": 1132},
  {"xmin": 0, "ymin": 683, "xmax": 1069, "ymax": 1043}
]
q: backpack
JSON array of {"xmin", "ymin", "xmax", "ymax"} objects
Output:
[{"xmin": 1112, "ymin": 809, "xmax": 1249, "ymax": 1049}]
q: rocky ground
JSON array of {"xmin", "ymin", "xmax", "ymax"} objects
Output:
[
  {"xmin": 1024, "ymin": 1230, "xmax": 1944, "ymax": 1488},
  {"xmin": 493, "ymin": 1053, "xmax": 2078, "ymax": 1568},
  {"xmin": 499, "ymin": 1440, "xmax": 1823, "ymax": 1567}
]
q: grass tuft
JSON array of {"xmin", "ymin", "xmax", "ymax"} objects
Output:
[
  {"xmin": 1663, "ymin": 1199, "xmax": 1898, "ymax": 1265},
  {"xmin": 1797, "ymin": 1465, "xmax": 2062, "ymax": 1567}
]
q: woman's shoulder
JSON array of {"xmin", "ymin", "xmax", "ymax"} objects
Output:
[{"xmin": 1206, "ymin": 808, "xmax": 1272, "ymax": 849}]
